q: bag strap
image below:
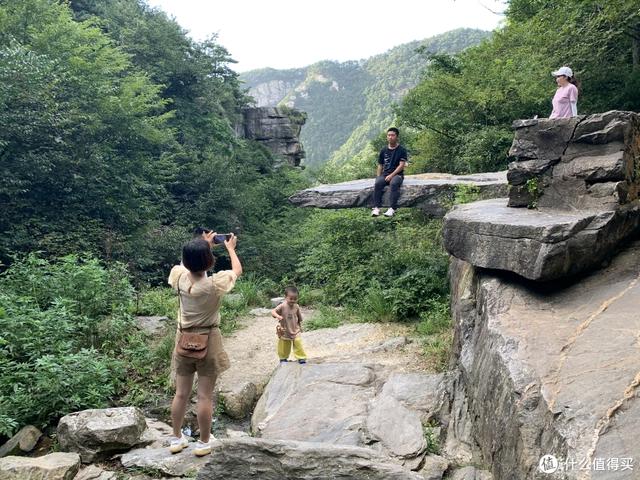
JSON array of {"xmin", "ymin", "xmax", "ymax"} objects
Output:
[{"xmin": 176, "ymin": 271, "xmax": 214, "ymax": 332}]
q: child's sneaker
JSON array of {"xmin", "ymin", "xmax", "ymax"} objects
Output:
[
  {"xmin": 298, "ymin": 359, "xmax": 307, "ymax": 364},
  {"xmin": 371, "ymin": 207, "xmax": 380, "ymax": 217},
  {"xmin": 168, "ymin": 434, "xmax": 188, "ymax": 454},
  {"xmin": 193, "ymin": 440, "xmax": 213, "ymax": 457},
  {"xmin": 279, "ymin": 359, "xmax": 288, "ymax": 363},
  {"xmin": 383, "ymin": 208, "xmax": 395, "ymax": 217}
]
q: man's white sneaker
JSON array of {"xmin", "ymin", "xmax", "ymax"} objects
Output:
[
  {"xmin": 193, "ymin": 440, "xmax": 213, "ymax": 457},
  {"xmin": 384, "ymin": 208, "xmax": 395, "ymax": 217},
  {"xmin": 371, "ymin": 207, "xmax": 380, "ymax": 216},
  {"xmin": 168, "ymin": 434, "xmax": 188, "ymax": 454}
]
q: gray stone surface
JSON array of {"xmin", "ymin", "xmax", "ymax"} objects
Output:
[
  {"xmin": 74, "ymin": 465, "xmax": 117, "ymax": 480},
  {"xmin": 449, "ymin": 466, "xmax": 493, "ymax": 480},
  {"xmin": 134, "ymin": 316, "xmax": 169, "ymax": 336},
  {"xmin": 443, "ymin": 198, "xmax": 640, "ymax": 281},
  {"xmin": 0, "ymin": 452, "xmax": 80, "ymax": 480},
  {"xmin": 196, "ymin": 437, "xmax": 426, "ymax": 480},
  {"xmin": 418, "ymin": 454, "xmax": 449, "ymax": 480},
  {"xmin": 508, "ymin": 111, "xmax": 640, "ymax": 209},
  {"xmin": 447, "ymin": 240, "xmax": 640, "ymax": 479},
  {"xmin": 120, "ymin": 444, "xmax": 209, "ymax": 477},
  {"xmin": 251, "ymin": 362, "xmax": 446, "ymax": 465},
  {"xmin": 380, "ymin": 373, "xmax": 450, "ymax": 423},
  {"xmin": 0, "ymin": 425, "xmax": 41, "ymax": 458},
  {"xmin": 219, "ymin": 381, "xmax": 257, "ymax": 419},
  {"xmin": 240, "ymin": 107, "xmax": 306, "ymax": 166},
  {"xmin": 289, "ymin": 171, "xmax": 508, "ymax": 216},
  {"xmin": 366, "ymin": 394, "xmax": 426, "ymax": 458},
  {"xmin": 57, "ymin": 407, "xmax": 148, "ymax": 463},
  {"xmin": 252, "ymin": 363, "xmax": 378, "ymax": 446}
]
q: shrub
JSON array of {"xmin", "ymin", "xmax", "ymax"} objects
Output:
[
  {"xmin": 296, "ymin": 210, "xmax": 449, "ymax": 320},
  {"xmin": 0, "ymin": 254, "xmax": 148, "ymax": 435}
]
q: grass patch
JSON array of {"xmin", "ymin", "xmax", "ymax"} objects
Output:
[
  {"xmin": 304, "ymin": 306, "xmax": 343, "ymax": 330},
  {"xmin": 416, "ymin": 298, "xmax": 453, "ymax": 372}
]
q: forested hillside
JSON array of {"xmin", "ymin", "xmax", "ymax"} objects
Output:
[
  {"xmin": 396, "ymin": 0, "xmax": 640, "ymax": 176},
  {"xmin": 240, "ymin": 29, "xmax": 490, "ymax": 170},
  {"xmin": 0, "ymin": 0, "xmax": 308, "ymax": 284}
]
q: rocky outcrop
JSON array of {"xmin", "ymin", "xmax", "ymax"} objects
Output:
[
  {"xmin": 443, "ymin": 198, "xmax": 640, "ymax": 281},
  {"xmin": 239, "ymin": 107, "xmax": 306, "ymax": 166},
  {"xmin": 57, "ymin": 407, "xmax": 148, "ymax": 463},
  {"xmin": 289, "ymin": 171, "xmax": 508, "ymax": 216},
  {"xmin": 447, "ymin": 241, "xmax": 640, "ymax": 479},
  {"xmin": 444, "ymin": 111, "xmax": 640, "ymax": 281},
  {"xmin": 508, "ymin": 111, "xmax": 640, "ymax": 210},
  {"xmin": 251, "ymin": 362, "xmax": 451, "ymax": 468},
  {"xmin": 247, "ymin": 79, "xmax": 301, "ymax": 108},
  {"xmin": 197, "ymin": 437, "xmax": 426, "ymax": 480},
  {"xmin": 0, "ymin": 425, "xmax": 41, "ymax": 458},
  {"xmin": 0, "ymin": 452, "xmax": 80, "ymax": 480}
]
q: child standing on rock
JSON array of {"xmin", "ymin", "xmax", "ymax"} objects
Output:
[{"xmin": 272, "ymin": 286, "xmax": 307, "ymax": 364}]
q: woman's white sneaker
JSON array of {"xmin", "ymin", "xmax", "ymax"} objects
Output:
[
  {"xmin": 193, "ymin": 440, "xmax": 213, "ymax": 457},
  {"xmin": 168, "ymin": 434, "xmax": 188, "ymax": 454},
  {"xmin": 371, "ymin": 207, "xmax": 380, "ymax": 217},
  {"xmin": 383, "ymin": 208, "xmax": 395, "ymax": 217}
]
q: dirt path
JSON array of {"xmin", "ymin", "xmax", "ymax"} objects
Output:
[{"xmin": 217, "ymin": 308, "xmax": 430, "ymax": 399}]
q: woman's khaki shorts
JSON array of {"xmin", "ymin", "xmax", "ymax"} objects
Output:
[{"xmin": 172, "ymin": 326, "xmax": 230, "ymax": 378}]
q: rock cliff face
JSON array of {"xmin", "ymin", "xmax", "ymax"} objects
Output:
[
  {"xmin": 239, "ymin": 107, "xmax": 306, "ymax": 166},
  {"xmin": 444, "ymin": 111, "xmax": 640, "ymax": 281},
  {"xmin": 444, "ymin": 111, "xmax": 640, "ymax": 479}
]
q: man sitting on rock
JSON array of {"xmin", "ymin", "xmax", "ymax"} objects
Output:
[{"xmin": 371, "ymin": 127, "xmax": 408, "ymax": 217}]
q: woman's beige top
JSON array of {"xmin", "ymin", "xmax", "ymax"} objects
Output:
[{"xmin": 168, "ymin": 265, "xmax": 237, "ymax": 329}]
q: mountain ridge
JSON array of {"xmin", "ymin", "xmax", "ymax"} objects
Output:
[{"xmin": 240, "ymin": 28, "xmax": 491, "ymax": 170}]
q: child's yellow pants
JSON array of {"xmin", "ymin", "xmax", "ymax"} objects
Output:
[{"xmin": 277, "ymin": 337, "xmax": 306, "ymax": 360}]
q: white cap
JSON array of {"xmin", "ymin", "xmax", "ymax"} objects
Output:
[{"xmin": 551, "ymin": 66, "xmax": 573, "ymax": 77}]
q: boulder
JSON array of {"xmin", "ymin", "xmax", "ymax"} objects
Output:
[
  {"xmin": 219, "ymin": 381, "xmax": 258, "ymax": 419},
  {"xmin": 73, "ymin": 465, "xmax": 117, "ymax": 480},
  {"xmin": 120, "ymin": 444, "xmax": 209, "ymax": 477},
  {"xmin": 446, "ymin": 240, "xmax": 640, "ymax": 479},
  {"xmin": 418, "ymin": 454, "xmax": 449, "ymax": 480},
  {"xmin": 380, "ymin": 373, "xmax": 451, "ymax": 423},
  {"xmin": 366, "ymin": 394, "xmax": 426, "ymax": 458},
  {"xmin": 57, "ymin": 407, "xmax": 148, "ymax": 463},
  {"xmin": 248, "ymin": 307, "xmax": 271, "ymax": 316},
  {"xmin": 507, "ymin": 111, "xmax": 640, "ymax": 209},
  {"xmin": 252, "ymin": 363, "xmax": 378, "ymax": 446},
  {"xmin": 134, "ymin": 316, "xmax": 169, "ymax": 336},
  {"xmin": 197, "ymin": 437, "xmax": 426, "ymax": 480},
  {"xmin": 0, "ymin": 425, "xmax": 42, "ymax": 458},
  {"xmin": 443, "ymin": 198, "xmax": 640, "ymax": 281},
  {"xmin": 289, "ymin": 172, "xmax": 508, "ymax": 216},
  {"xmin": 449, "ymin": 466, "xmax": 493, "ymax": 480},
  {"xmin": 0, "ymin": 452, "xmax": 80, "ymax": 480}
]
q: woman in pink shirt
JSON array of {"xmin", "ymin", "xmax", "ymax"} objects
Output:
[{"xmin": 550, "ymin": 66, "xmax": 579, "ymax": 118}]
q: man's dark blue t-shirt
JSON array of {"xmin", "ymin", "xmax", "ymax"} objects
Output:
[{"xmin": 378, "ymin": 145, "xmax": 408, "ymax": 176}]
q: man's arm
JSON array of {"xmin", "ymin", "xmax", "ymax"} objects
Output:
[{"xmin": 384, "ymin": 160, "xmax": 406, "ymax": 182}]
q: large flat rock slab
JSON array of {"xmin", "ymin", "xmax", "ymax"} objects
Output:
[
  {"xmin": 251, "ymin": 362, "xmax": 450, "ymax": 466},
  {"xmin": 448, "ymin": 240, "xmax": 640, "ymax": 479},
  {"xmin": 197, "ymin": 437, "xmax": 426, "ymax": 480},
  {"xmin": 443, "ymin": 198, "xmax": 640, "ymax": 281},
  {"xmin": 289, "ymin": 171, "xmax": 508, "ymax": 216}
]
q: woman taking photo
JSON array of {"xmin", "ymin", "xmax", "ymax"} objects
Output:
[
  {"xmin": 550, "ymin": 66, "xmax": 579, "ymax": 118},
  {"xmin": 166, "ymin": 231, "xmax": 242, "ymax": 457}
]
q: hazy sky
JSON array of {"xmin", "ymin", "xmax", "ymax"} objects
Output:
[{"xmin": 145, "ymin": 0, "xmax": 506, "ymax": 72}]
